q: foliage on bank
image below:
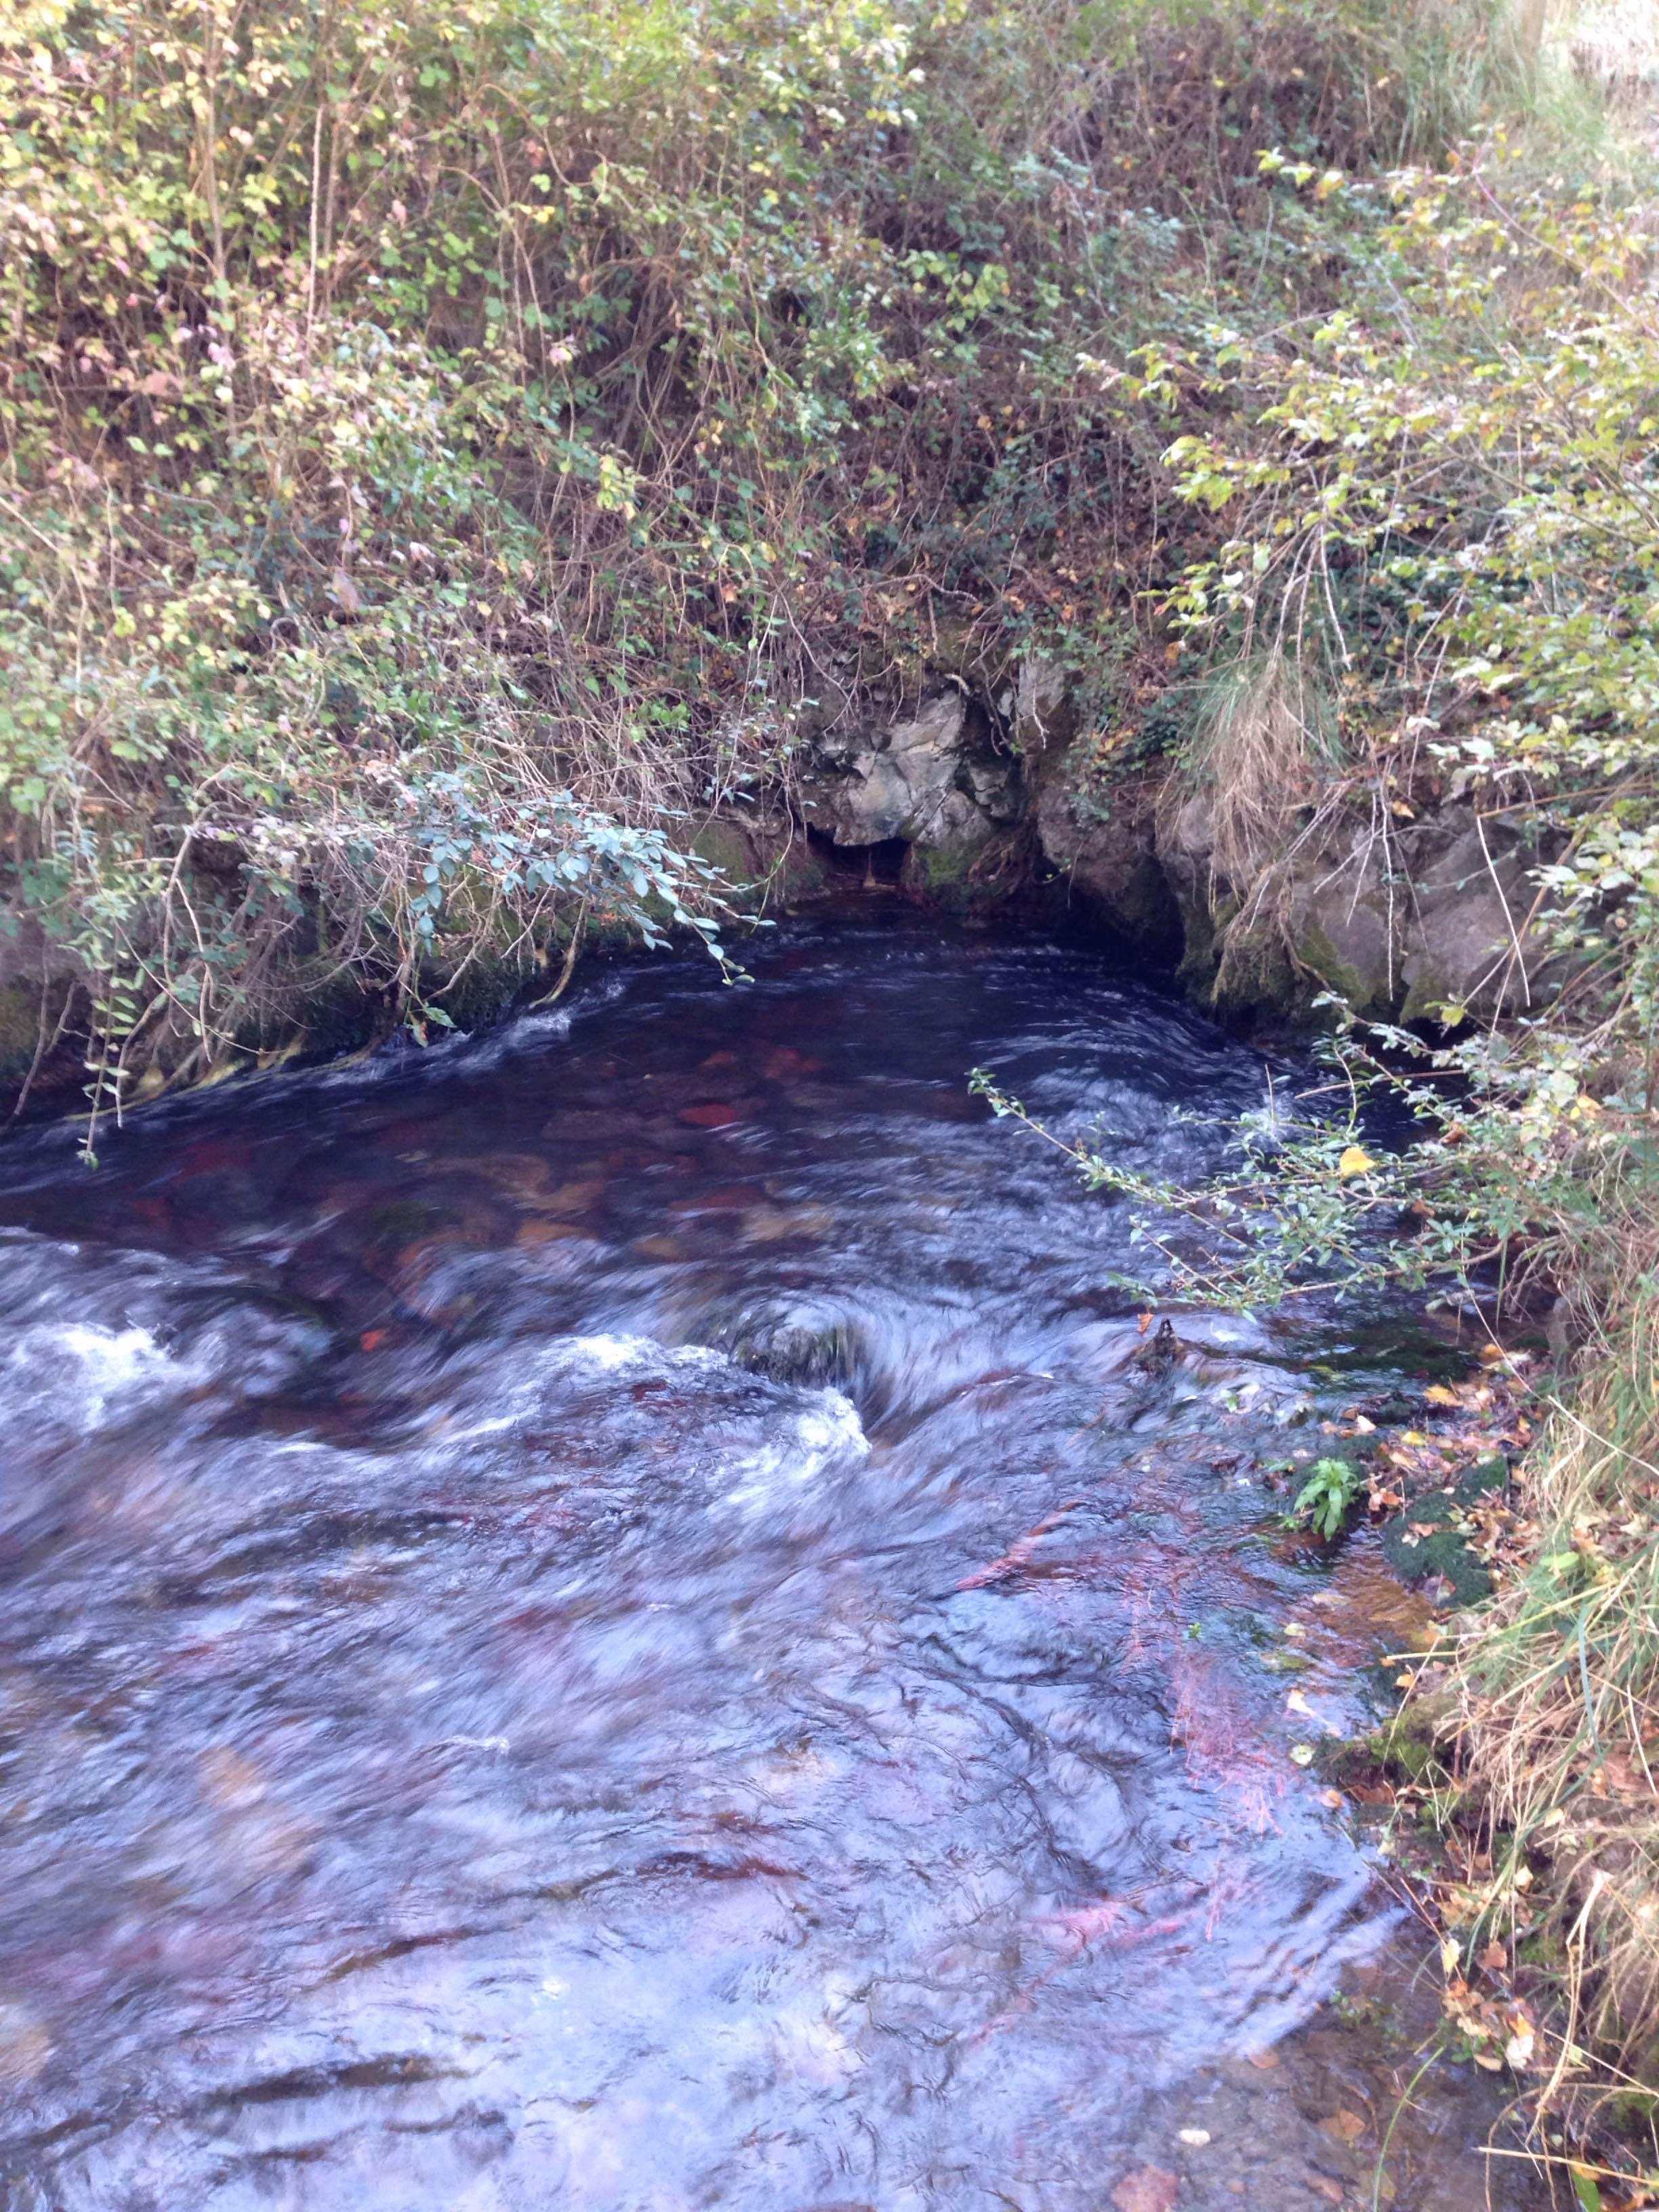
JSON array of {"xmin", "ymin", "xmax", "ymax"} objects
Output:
[
  {"xmin": 7, "ymin": 0, "xmax": 1659, "ymax": 2173},
  {"xmin": 1, "ymin": 0, "xmax": 1517, "ymax": 1122}
]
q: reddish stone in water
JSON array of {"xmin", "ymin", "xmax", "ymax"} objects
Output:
[
  {"xmin": 1113, "ymin": 2171, "xmax": 1180, "ymax": 2212},
  {"xmin": 762, "ymin": 1044, "xmax": 824, "ymax": 1079},
  {"xmin": 677, "ymin": 1101, "xmax": 743, "ymax": 1128}
]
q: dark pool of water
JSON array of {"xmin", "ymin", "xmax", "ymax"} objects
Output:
[{"xmin": 0, "ymin": 907, "xmax": 1541, "ymax": 2209}]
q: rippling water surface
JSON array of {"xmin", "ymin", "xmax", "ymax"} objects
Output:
[{"xmin": 0, "ymin": 909, "xmax": 1540, "ymax": 2209}]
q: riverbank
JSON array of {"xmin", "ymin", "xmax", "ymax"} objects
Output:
[{"xmin": 5, "ymin": 0, "xmax": 1659, "ymax": 2183}]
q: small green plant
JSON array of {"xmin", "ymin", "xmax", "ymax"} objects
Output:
[{"xmin": 1290, "ymin": 1457, "xmax": 1364, "ymax": 1540}]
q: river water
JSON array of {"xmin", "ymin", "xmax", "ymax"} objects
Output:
[{"xmin": 0, "ymin": 909, "xmax": 1540, "ymax": 2210}]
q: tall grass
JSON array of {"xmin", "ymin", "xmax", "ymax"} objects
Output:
[{"xmin": 1448, "ymin": 1300, "xmax": 1659, "ymax": 2128}]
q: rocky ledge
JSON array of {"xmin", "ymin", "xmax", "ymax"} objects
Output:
[{"xmin": 777, "ymin": 655, "xmax": 1555, "ymax": 1031}]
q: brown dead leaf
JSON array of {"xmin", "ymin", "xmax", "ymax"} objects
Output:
[
  {"xmin": 1138, "ymin": 1311, "xmax": 1153, "ymax": 1336},
  {"xmin": 1318, "ymin": 2108, "xmax": 1367, "ymax": 2144},
  {"xmin": 1113, "ymin": 2170, "xmax": 1179, "ymax": 2212},
  {"xmin": 1479, "ymin": 1940, "xmax": 1508, "ymax": 1973},
  {"xmin": 1594, "ymin": 1752, "xmax": 1650, "ymax": 1798}
]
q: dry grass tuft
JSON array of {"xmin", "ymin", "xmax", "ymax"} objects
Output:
[
  {"xmin": 1159, "ymin": 653, "xmax": 1343, "ymax": 1000},
  {"xmin": 1166, "ymin": 654, "xmax": 1333, "ymax": 891},
  {"xmin": 1449, "ymin": 1298, "xmax": 1659, "ymax": 2117}
]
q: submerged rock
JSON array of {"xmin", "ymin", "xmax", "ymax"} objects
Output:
[{"xmin": 716, "ymin": 1300, "xmax": 865, "ymax": 1392}]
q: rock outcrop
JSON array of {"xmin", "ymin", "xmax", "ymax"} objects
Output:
[
  {"xmin": 726, "ymin": 655, "xmax": 1558, "ymax": 1034},
  {"xmin": 795, "ymin": 689, "xmax": 1021, "ymax": 866}
]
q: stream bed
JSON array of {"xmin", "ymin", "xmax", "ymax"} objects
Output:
[{"xmin": 0, "ymin": 908, "xmax": 1542, "ymax": 2210}]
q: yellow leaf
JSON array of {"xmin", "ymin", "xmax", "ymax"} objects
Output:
[
  {"xmin": 1337, "ymin": 1145, "xmax": 1376, "ymax": 1179},
  {"xmin": 1423, "ymin": 1384, "xmax": 1459, "ymax": 1406}
]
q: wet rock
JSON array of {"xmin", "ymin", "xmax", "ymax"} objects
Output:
[
  {"xmin": 738, "ymin": 1204, "xmax": 836, "ymax": 1245},
  {"xmin": 1131, "ymin": 1319, "xmax": 1181, "ymax": 1378},
  {"xmin": 1112, "ymin": 2169, "xmax": 1180, "ymax": 2212},
  {"xmin": 678, "ymin": 1100, "xmax": 745, "ymax": 1129},
  {"xmin": 1035, "ymin": 771, "xmax": 1182, "ymax": 956},
  {"xmin": 720, "ymin": 1303, "xmax": 864, "ymax": 1391},
  {"xmin": 1286, "ymin": 837, "xmax": 1403, "ymax": 1019},
  {"xmin": 691, "ymin": 804, "xmax": 827, "ymax": 907},
  {"xmin": 1153, "ymin": 799, "xmax": 1559, "ymax": 1026}
]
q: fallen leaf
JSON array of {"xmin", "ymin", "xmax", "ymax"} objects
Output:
[
  {"xmin": 1113, "ymin": 2169, "xmax": 1180, "ymax": 2212},
  {"xmin": 1246, "ymin": 2047, "xmax": 1279, "ymax": 2070},
  {"xmin": 1593, "ymin": 1753, "xmax": 1647, "ymax": 1797},
  {"xmin": 1318, "ymin": 2108, "xmax": 1367, "ymax": 2144},
  {"xmin": 360, "ymin": 1328, "xmax": 389, "ymax": 1352},
  {"xmin": 1177, "ymin": 2128, "xmax": 1210, "ymax": 2148},
  {"xmin": 1423, "ymin": 1384, "xmax": 1460, "ymax": 1407},
  {"xmin": 1289, "ymin": 1742, "xmax": 1315, "ymax": 1767},
  {"xmin": 1285, "ymin": 1689, "xmax": 1315, "ymax": 1717},
  {"xmin": 1479, "ymin": 1941, "xmax": 1508, "ymax": 1973},
  {"xmin": 1138, "ymin": 1311, "xmax": 1153, "ymax": 1335},
  {"xmin": 1337, "ymin": 1145, "xmax": 1376, "ymax": 1179}
]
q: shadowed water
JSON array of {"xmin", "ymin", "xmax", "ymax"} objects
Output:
[{"xmin": 0, "ymin": 909, "xmax": 1541, "ymax": 2209}]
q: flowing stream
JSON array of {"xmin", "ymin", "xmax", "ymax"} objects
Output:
[{"xmin": 0, "ymin": 908, "xmax": 1541, "ymax": 2210}]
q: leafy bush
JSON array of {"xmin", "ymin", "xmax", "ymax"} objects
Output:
[{"xmin": 0, "ymin": 0, "xmax": 1512, "ymax": 1124}]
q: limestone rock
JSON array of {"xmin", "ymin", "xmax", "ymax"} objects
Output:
[
  {"xmin": 1010, "ymin": 653, "xmax": 1078, "ymax": 758},
  {"xmin": 796, "ymin": 691, "xmax": 1004, "ymax": 851},
  {"xmin": 1286, "ymin": 836, "xmax": 1404, "ymax": 1017},
  {"xmin": 1034, "ymin": 772, "xmax": 1181, "ymax": 956},
  {"xmin": 1397, "ymin": 819, "xmax": 1545, "ymax": 1019}
]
